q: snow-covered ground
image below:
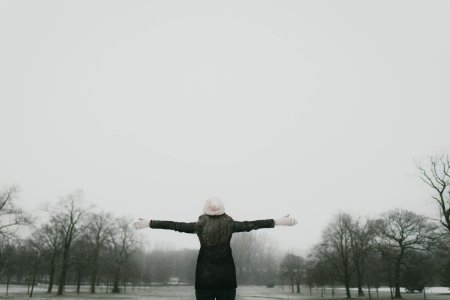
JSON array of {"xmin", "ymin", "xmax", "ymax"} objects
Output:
[{"xmin": 0, "ymin": 285, "xmax": 448, "ymax": 300}]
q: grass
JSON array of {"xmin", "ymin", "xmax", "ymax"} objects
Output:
[{"xmin": 0, "ymin": 285, "xmax": 448, "ymax": 300}]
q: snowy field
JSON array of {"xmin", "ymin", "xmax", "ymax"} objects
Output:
[{"xmin": 0, "ymin": 285, "xmax": 449, "ymax": 300}]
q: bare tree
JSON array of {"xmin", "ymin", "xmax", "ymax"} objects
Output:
[
  {"xmin": 49, "ymin": 189, "xmax": 89, "ymax": 295},
  {"xmin": 365, "ymin": 251, "xmax": 385, "ymax": 298},
  {"xmin": 34, "ymin": 221, "xmax": 62, "ymax": 293},
  {"xmin": 0, "ymin": 185, "xmax": 30, "ymax": 237},
  {"xmin": 231, "ymin": 232, "xmax": 258, "ymax": 283},
  {"xmin": 128, "ymin": 249, "xmax": 149, "ymax": 290},
  {"xmin": 231, "ymin": 232, "xmax": 278, "ymax": 285},
  {"xmin": 303, "ymin": 258, "xmax": 316, "ymax": 297},
  {"xmin": 26, "ymin": 236, "xmax": 42, "ymax": 298},
  {"xmin": 375, "ymin": 209, "xmax": 439, "ymax": 299},
  {"xmin": 109, "ymin": 217, "xmax": 138, "ymax": 293},
  {"xmin": 280, "ymin": 253, "xmax": 304, "ymax": 293},
  {"xmin": 419, "ymin": 154, "xmax": 450, "ymax": 233},
  {"xmin": 0, "ymin": 239, "xmax": 17, "ymax": 296},
  {"xmin": 348, "ymin": 217, "xmax": 376, "ymax": 296},
  {"xmin": 147, "ymin": 247, "xmax": 172, "ymax": 285},
  {"xmin": 401, "ymin": 250, "xmax": 442, "ymax": 295},
  {"xmin": 71, "ymin": 235, "xmax": 91, "ymax": 294},
  {"xmin": 319, "ymin": 213, "xmax": 354, "ymax": 299},
  {"xmin": 305, "ymin": 255, "xmax": 335, "ymax": 297},
  {"xmin": 84, "ymin": 211, "xmax": 113, "ymax": 293}
]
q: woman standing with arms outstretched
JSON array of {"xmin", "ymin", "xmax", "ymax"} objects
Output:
[{"xmin": 133, "ymin": 198, "xmax": 297, "ymax": 300}]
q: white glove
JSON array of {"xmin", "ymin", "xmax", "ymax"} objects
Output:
[
  {"xmin": 274, "ymin": 215, "xmax": 298, "ymax": 226},
  {"xmin": 132, "ymin": 218, "xmax": 150, "ymax": 230}
]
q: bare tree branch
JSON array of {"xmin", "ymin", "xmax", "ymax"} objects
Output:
[
  {"xmin": 418, "ymin": 154, "xmax": 450, "ymax": 234},
  {"xmin": 0, "ymin": 185, "xmax": 31, "ymax": 237}
]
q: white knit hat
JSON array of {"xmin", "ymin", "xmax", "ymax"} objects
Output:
[{"xmin": 203, "ymin": 197, "xmax": 225, "ymax": 216}]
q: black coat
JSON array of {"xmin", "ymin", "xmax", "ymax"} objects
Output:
[{"xmin": 150, "ymin": 214, "xmax": 274, "ymax": 289}]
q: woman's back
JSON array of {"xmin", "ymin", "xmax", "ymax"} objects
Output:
[
  {"xmin": 196, "ymin": 214, "xmax": 234, "ymax": 247},
  {"xmin": 195, "ymin": 214, "xmax": 237, "ymax": 289}
]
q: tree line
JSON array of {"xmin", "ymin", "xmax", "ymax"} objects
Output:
[
  {"xmin": 0, "ymin": 154, "xmax": 449, "ymax": 298},
  {"xmin": 278, "ymin": 209, "xmax": 450, "ymax": 300},
  {"xmin": 278, "ymin": 155, "xmax": 450, "ymax": 299},
  {"xmin": 0, "ymin": 188, "xmax": 281, "ymax": 296}
]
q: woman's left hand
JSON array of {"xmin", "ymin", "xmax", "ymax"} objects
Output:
[{"xmin": 132, "ymin": 218, "xmax": 150, "ymax": 230}]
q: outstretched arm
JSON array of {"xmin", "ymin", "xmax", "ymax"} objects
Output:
[
  {"xmin": 132, "ymin": 219, "xmax": 197, "ymax": 234},
  {"xmin": 150, "ymin": 220, "xmax": 197, "ymax": 233},
  {"xmin": 232, "ymin": 219, "xmax": 275, "ymax": 233},
  {"xmin": 232, "ymin": 215, "xmax": 297, "ymax": 233}
]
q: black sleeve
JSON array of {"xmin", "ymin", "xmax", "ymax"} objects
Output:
[
  {"xmin": 232, "ymin": 219, "xmax": 275, "ymax": 233},
  {"xmin": 150, "ymin": 220, "xmax": 197, "ymax": 234}
]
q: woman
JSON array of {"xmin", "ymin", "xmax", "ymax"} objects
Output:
[{"xmin": 132, "ymin": 198, "xmax": 297, "ymax": 300}]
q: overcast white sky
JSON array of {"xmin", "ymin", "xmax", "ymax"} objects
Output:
[{"xmin": 1, "ymin": 1, "xmax": 449, "ymax": 252}]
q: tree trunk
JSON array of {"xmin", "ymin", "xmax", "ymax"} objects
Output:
[
  {"xmin": 57, "ymin": 247, "xmax": 69, "ymax": 295},
  {"xmin": 29, "ymin": 255, "xmax": 39, "ymax": 298},
  {"xmin": 90, "ymin": 269, "xmax": 97, "ymax": 293},
  {"xmin": 386, "ymin": 264, "xmax": 394, "ymax": 300},
  {"xmin": 90, "ymin": 248, "xmax": 99, "ymax": 293},
  {"xmin": 295, "ymin": 276, "xmax": 300, "ymax": 294},
  {"xmin": 57, "ymin": 266, "xmax": 67, "ymax": 295},
  {"xmin": 355, "ymin": 260, "xmax": 365, "ymax": 297},
  {"xmin": 6, "ymin": 277, "xmax": 10, "ymax": 296},
  {"xmin": 76, "ymin": 270, "xmax": 82, "ymax": 294},
  {"xmin": 344, "ymin": 273, "xmax": 352, "ymax": 299},
  {"xmin": 47, "ymin": 253, "xmax": 56, "ymax": 293},
  {"xmin": 112, "ymin": 273, "xmax": 120, "ymax": 293},
  {"xmin": 394, "ymin": 261, "xmax": 402, "ymax": 299},
  {"xmin": 27, "ymin": 274, "xmax": 31, "ymax": 294},
  {"xmin": 357, "ymin": 279, "xmax": 364, "ymax": 296},
  {"xmin": 345, "ymin": 284, "xmax": 351, "ymax": 299}
]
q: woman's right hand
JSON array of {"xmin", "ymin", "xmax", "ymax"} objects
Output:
[{"xmin": 132, "ymin": 218, "xmax": 150, "ymax": 230}]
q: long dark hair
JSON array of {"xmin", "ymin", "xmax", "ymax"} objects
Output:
[{"xmin": 197, "ymin": 214, "xmax": 233, "ymax": 246}]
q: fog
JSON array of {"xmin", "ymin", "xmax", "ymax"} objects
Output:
[{"xmin": 1, "ymin": 1, "xmax": 449, "ymax": 252}]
